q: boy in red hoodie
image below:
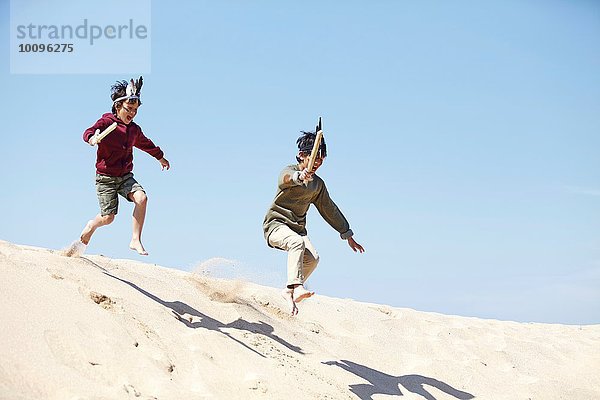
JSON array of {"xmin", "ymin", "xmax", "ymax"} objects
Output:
[{"xmin": 79, "ymin": 77, "xmax": 170, "ymax": 256}]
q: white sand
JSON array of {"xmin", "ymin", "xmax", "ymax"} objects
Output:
[{"xmin": 1, "ymin": 239, "xmax": 599, "ymax": 399}]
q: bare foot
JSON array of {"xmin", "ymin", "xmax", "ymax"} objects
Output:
[
  {"xmin": 281, "ymin": 288, "xmax": 298, "ymax": 316},
  {"xmin": 80, "ymin": 220, "xmax": 95, "ymax": 245},
  {"xmin": 293, "ymin": 285, "xmax": 315, "ymax": 303},
  {"xmin": 129, "ymin": 240, "xmax": 148, "ymax": 256}
]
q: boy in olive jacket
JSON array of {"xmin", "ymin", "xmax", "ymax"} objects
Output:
[{"xmin": 263, "ymin": 130, "xmax": 364, "ymax": 315}]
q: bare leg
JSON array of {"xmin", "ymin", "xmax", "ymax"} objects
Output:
[
  {"xmin": 281, "ymin": 288, "xmax": 298, "ymax": 316},
  {"xmin": 128, "ymin": 190, "xmax": 148, "ymax": 255},
  {"xmin": 80, "ymin": 214, "xmax": 115, "ymax": 245}
]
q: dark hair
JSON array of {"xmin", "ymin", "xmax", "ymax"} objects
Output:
[
  {"xmin": 296, "ymin": 130, "xmax": 327, "ymax": 162},
  {"xmin": 111, "ymin": 77, "xmax": 143, "ymax": 114}
]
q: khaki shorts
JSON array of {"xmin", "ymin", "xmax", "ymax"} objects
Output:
[{"xmin": 95, "ymin": 173, "xmax": 145, "ymax": 216}]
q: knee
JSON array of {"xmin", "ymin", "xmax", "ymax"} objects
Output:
[
  {"xmin": 288, "ymin": 236, "xmax": 305, "ymax": 251},
  {"xmin": 132, "ymin": 191, "xmax": 147, "ymax": 205}
]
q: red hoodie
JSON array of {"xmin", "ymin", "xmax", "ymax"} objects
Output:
[{"xmin": 83, "ymin": 113, "xmax": 164, "ymax": 177}]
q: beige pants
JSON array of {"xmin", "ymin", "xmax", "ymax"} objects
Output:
[{"xmin": 268, "ymin": 225, "xmax": 320, "ymax": 287}]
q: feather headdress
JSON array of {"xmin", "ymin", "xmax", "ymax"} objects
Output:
[{"xmin": 113, "ymin": 76, "xmax": 143, "ymax": 103}]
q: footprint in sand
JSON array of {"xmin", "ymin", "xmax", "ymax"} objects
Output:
[
  {"xmin": 302, "ymin": 321, "xmax": 324, "ymax": 335},
  {"xmin": 46, "ymin": 268, "xmax": 64, "ymax": 280},
  {"xmin": 89, "ymin": 291, "xmax": 119, "ymax": 312},
  {"xmin": 244, "ymin": 373, "xmax": 269, "ymax": 394},
  {"xmin": 370, "ymin": 306, "xmax": 399, "ymax": 317},
  {"xmin": 123, "ymin": 384, "xmax": 142, "ymax": 397},
  {"xmin": 249, "ymin": 295, "xmax": 294, "ymax": 320}
]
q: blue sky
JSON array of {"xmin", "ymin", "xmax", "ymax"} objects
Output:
[{"xmin": 1, "ymin": 0, "xmax": 599, "ymax": 324}]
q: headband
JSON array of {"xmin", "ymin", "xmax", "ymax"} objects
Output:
[
  {"xmin": 299, "ymin": 142, "xmax": 327, "ymax": 157},
  {"xmin": 113, "ymin": 78, "xmax": 141, "ymax": 103}
]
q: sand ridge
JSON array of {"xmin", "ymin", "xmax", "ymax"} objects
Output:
[{"xmin": 0, "ymin": 240, "xmax": 599, "ymax": 399}]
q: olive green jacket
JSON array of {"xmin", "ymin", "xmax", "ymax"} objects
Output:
[{"xmin": 263, "ymin": 164, "xmax": 353, "ymax": 245}]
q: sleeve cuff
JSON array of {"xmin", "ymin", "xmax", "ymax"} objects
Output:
[
  {"xmin": 340, "ymin": 229, "xmax": 354, "ymax": 240},
  {"xmin": 292, "ymin": 171, "xmax": 303, "ymax": 185}
]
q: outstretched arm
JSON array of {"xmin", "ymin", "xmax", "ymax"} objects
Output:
[{"xmin": 134, "ymin": 128, "xmax": 165, "ymax": 161}]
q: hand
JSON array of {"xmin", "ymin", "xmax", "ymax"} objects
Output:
[
  {"xmin": 88, "ymin": 129, "xmax": 100, "ymax": 146},
  {"xmin": 322, "ymin": 361, "xmax": 342, "ymax": 367},
  {"xmin": 159, "ymin": 157, "xmax": 170, "ymax": 171},
  {"xmin": 347, "ymin": 237, "xmax": 365, "ymax": 253},
  {"xmin": 299, "ymin": 168, "xmax": 313, "ymax": 182}
]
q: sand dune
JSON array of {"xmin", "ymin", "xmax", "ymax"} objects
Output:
[{"xmin": 0, "ymin": 240, "xmax": 598, "ymax": 399}]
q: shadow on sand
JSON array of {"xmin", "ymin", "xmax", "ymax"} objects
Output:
[
  {"xmin": 323, "ymin": 359, "xmax": 474, "ymax": 400},
  {"xmin": 80, "ymin": 257, "xmax": 302, "ymax": 357}
]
